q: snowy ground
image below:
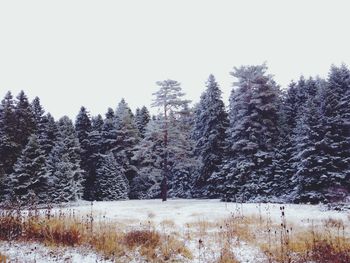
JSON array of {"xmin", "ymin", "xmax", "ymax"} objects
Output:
[
  {"xmin": 1, "ymin": 199, "xmax": 349, "ymax": 262},
  {"xmin": 65, "ymin": 199, "xmax": 349, "ymax": 225},
  {"xmin": 0, "ymin": 242, "xmax": 113, "ymax": 263}
]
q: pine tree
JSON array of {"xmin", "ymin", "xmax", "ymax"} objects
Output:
[
  {"xmin": 31, "ymin": 96, "xmax": 45, "ymax": 132},
  {"xmin": 84, "ymin": 114, "xmax": 104, "ymax": 200},
  {"xmin": 135, "ymin": 106, "xmax": 151, "ymax": 138},
  {"xmin": 95, "ymin": 152, "xmax": 129, "ymax": 201},
  {"xmin": 91, "ymin": 114, "xmax": 104, "ymax": 131},
  {"xmin": 46, "ymin": 116, "xmax": 84, "ymax": 203},
  {"xmin": 152, "ymin": 79, "xmax": 191, "ymax": 201},
  {"xmin": 75, "ymin": 106, "xmax": 92, "ymax": 200},
  {"xmin": 101, "ymin": 108, "xmax": 118, "ymax": 154},
  {"xmin": 318, "ymin": 65, "xmax": 350, "ymax": 202},
  {"xmin": 14, "ymin": 91, "xmax": 35, "ymax": 149},
  {"xmin": 167, "ymin": 112, "xmax": 197, "ymax": 198},
  {"xmin": 191, "ymin": 75, "xmax": 229, "ymax": 197},
  {"xmin": 0, "ymin": 92, "xmax": 18, "ymax": 178},
  {"xmin": 131, "ymin": 117, "xmax": 165, "ymax": 199},
  {"xmin": 114, "ymin": 99, "xmax": 140, "ymax": 184},
  {"xmin": 132, "ymin": 113, "xmax": 196, "ymax": 199},
  {"xmin": 39, "ymin": 113, "xmax": 58, "ymax": 156},
  {"xmin": 277, "ymin": 82, "xmax": 299, "ymax": 196},
  {"xmin": 6, "ymin": 135, "xmax": 48, "ymax": 202},
  {"xmin": 220, "ymin": 65, "xmax": 281, "ymax": 202},
  {"xmin": 292, "ymin": 95, "xmax": 327, "ymax": 203},
  {"xmin": 30, "ymin": 97, "xmax": 59, "ymax": 156}
]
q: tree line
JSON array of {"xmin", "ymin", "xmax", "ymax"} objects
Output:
[{"xmin": 0, "ymin": 64, "xmax": 349, "ymax": 204}]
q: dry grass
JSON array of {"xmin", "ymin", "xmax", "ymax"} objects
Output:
[
  {"xmin": 217, "ymin": 246, "xmax": 239, "ymax": 263},
  {"xmin": 124, "ymin": 230, "xmax": 160, "ymax": 249},
  {"xmin": 186, "ymin": 205, "xmax": 350, "ymax": 263},
  {"xmin": 0, "ymin": 204, "xmax": 192, "ymax": 262},
  {"xmin": 0, "ymin": 253, "xmax": 7, "ymax": 263},
  {"xmin": 161, "ymin": 219, "xmax": 176, "ymax": 228},
  {"xmin": 231, "ymin": 206, "xmax": 350, "ymax": 263},
  {"xmin": 1, "ymin": 201, "xmax": 349, "ymax": 263}
]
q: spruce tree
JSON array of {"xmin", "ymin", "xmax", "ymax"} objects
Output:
[
  {"xmin": 101, "ymin": 108, "xmax": 118, "ymax": 154},
  {"xmin": 14, "ymin": 91, "xmax": 35, "ymax": 149},
  {"xmin": 39, "ymin": 113, "xmax": 58, "ymax": 156},
  {"xmin": 46, "ymin": 116, "xmax": 84, "ymax": 202},
  {"xmin": 318, "ymin": 65, "xmax": 350, "ymax": 202},
  {"xmin": 6, "ymin": 135, "xmax": 48, "ymax": 202},
  {"xmin": 191, "ymin": 74, "xmax": 229, "ymax": 197},
  {"xmin": 277, "ymin": 82, "xmax": 299, "ymax": 196},
  {"xmin": 292, "ymin": 96, "xmax": 326, "ymax": 203},
  {"xmin": 135, "ymin": 106, "xmax": 151, "ymax": 138},
  {"xmin": 220, "ymin": 65, "xmax": 281, "ymax": 202},
  {"xmin": 0, "ymin": 92, "xmax": 18, "ymax": 178},
  {"xmin": 114, "ymin": 99, "xmax": 140, "ymax": 184},
  {"xmin": 31, "ymin": 96, "xmax": 45, "ymax": 132},
  {"xmin": 167, "ymin": 112, "xmax": 197, "ymax": 198},
  {"xmin": 75, "ymin": 106, "xmax": 92, "ymax": 199},
  {"xmin": 131, "ymin": 117, "xmax": 165, "ymax": 199},
  {"xmin": 95, "ymin": 152, "xmax": 129, "ymax": 201},
  {"xmin": 85, "ymin": 114, "xmax": 104, "ymax": 200}
]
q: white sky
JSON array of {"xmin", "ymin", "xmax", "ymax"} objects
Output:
[{"xmin": 0, "ymin": 0, "xmax": 349, "ymax": 120}]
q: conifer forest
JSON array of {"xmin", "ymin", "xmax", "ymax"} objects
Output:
[{"xmin": 1, "ymin": 64, "xmax": 349, "ymax": 205}]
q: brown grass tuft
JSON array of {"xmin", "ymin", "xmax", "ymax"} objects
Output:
[
  {"xmin": 217, "ymin": 247, "xmax": 239, "ymax": 263},
  {"xmin": 0, "ymin": 204, "xmax": 192, "ymax": 262},
  {"xmin": 124, "ymin": 230, "xmax": 160, "ymax": 249},
  {"xmin": 0, "ymin": 253, "xmax": 7, "ymax": 263}
]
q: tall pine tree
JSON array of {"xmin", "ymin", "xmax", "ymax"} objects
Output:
[
  {"xmin": 75, "ymin": 106, "xmax": 93, "ymax": 200},
  {"xmin": 95, "ymin": 152, "xmax": 129, "ymax": 201},
  {"xmin": 219, "ymin": 65, "xmax": 281, "ymax": 202},
  {"xmin": 46, "ymin": 116, "xmax": 84, "ymax": 202},
  {"xmin": 191, "ymin": 74, "xmax": 229, "ymax": 197},
  {"xmin": 6, "ymin": 135, "xmax": 48, "ymax": 202}
]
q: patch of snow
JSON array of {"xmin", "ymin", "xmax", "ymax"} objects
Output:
[
  {"xmin": 0, "ymin": 241, "xmax": 113, "ymax": 263},
  {"xmin": 60, "ymin": 199, "xmax": 349, "ymax": 227}
]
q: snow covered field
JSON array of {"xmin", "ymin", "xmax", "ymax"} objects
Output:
[
  {"xmin": 1, "ymin": 199, "xmax": 349, "ymax": 262},
  {"xmin": 66, "ymin": 199, "xmax": 349, "ymax": 225}
]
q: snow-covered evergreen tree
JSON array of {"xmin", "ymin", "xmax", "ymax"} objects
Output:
[
  {"xmin": 114, "ymin": 99, "xmax": 140, "ymax": 184},
  {"xmin": 191, "ymin": 75, "xmax": 229, "ymax": 197},
  {"xmin": 151, "ymin": 79, "xmax": 191, "ymax": 201},
  {"xmin": 131, "ymin": 118, "xmax": 164, "ymax": 199},
  {"xmin": 46, "ymin": 116, "xmax": 84, "ymax": 203},
  {"xmin": 277, "ymin": 77, "xmax": 327, "ymax": 200},
  {"xmin": 31, "ymin": 96, "xmax": 45, "ymax": 132},
  {"xmin": 135, "ymin": 106, "xmax": 151, "ymax": 138},
  {"xmin": 291, "ymin": 94, "xmax": 327, "ymax": 203},
  {"xmin": 84, "ymin": 114, "xmax": 104, "ymax": 200},
  {"xmin": 39, "ymin": 113, "xmax": 58, "ymax": 156},
  {"xmin": 219, "ymin": 65, "xmax": 281, "ymax": 202},
  {"xmin": 6, "ymin": 134, "xmax": 48, "ymax": 202},
  {"xmin": 132, "ymin": 113, "xmax": 196, "ymax": 199},
  {"xmin": 167, "ymin": 112, "xmax": 197, "ymax": 198},
  {"xmin": 75, "ymin": 106, "xmax": 93, "ymax": 200},
  {"xmin": 101, "ymin": 108, "xmax": 118, "ymax": 154},
  {"xmin": 95, "ymin": 152, "xmax": 129, "ymax": 201},
  {"xmin": 277, "ymin": 82, "xmax": 299, "ymax": 197},
  {"xmin": 0, "ymin": 92, "xmax": 18, "ymax": 181},
  {"xmin": 30, "ymin": 98, "xmax": 58, "ymax": 157},
  {"xmin": 14, "ymin": 91, "xmax": 36, "ymax": 149},
  {"xmin": 317, "ymin": 65, "xmax": 350, "ymax": 202}
]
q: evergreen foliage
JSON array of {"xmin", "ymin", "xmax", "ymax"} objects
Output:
[
  {"xmin": 0, "ymin": 63, "xmax": 349, "ymax": 204},
  {"xmin": 191, "ymin": 75, "xmax": 229, "ymax": 197}
]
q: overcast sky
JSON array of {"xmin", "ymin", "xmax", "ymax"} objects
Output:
[{"xmin": 0, "ymin": 0, "xmax": 349, "ymax": 119}]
